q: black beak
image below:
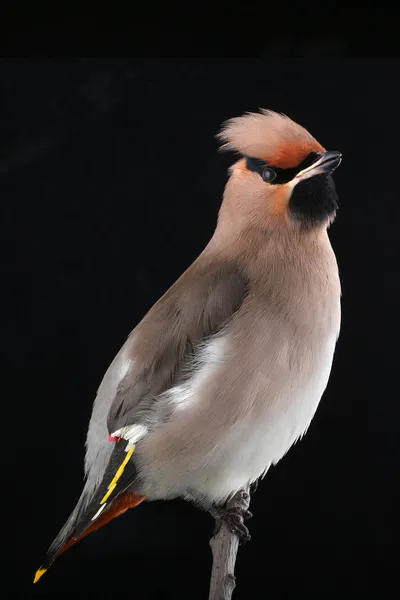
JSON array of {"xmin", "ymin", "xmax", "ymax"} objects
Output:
[
  {"xmin": 317, "ymin": 151, "xmax": 342, "ymax": 174},
  {"xmin": 295, "ymin": 150, "xmax": 342, "ymax": 180}
]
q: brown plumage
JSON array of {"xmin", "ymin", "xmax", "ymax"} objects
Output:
[{"xmin": 35, "ymin": 109, "xmax": 342, "ymax": 583}]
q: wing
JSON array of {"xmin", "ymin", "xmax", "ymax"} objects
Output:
[
  {"xmin": 81, "ymin": 259, "xmax": 248, "ymax": 534},
  {"xmin": 34, "ymin": 257, "xmax": 249, "ymax": 582},
  {"xmin": 107, "ymin": 259, "xmax": 249, "ymax": 436}
]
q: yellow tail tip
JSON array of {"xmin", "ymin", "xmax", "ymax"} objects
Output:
[{"xmin": 33, "ymin": 567, "xmax": 47, "ymax": 584}]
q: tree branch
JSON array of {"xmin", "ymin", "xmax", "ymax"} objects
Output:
[{"xmin": 208, "ymin": 485, "xmax": 251, "ymax": 600}]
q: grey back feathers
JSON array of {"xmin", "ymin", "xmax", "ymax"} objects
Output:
[{"xmin": 85, "ymin": 255, "xmax": 249, "ymax": 498}]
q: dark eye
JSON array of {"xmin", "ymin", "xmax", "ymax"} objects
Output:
[{"xmin": 262, "ymin": 167, "xmax": 277, "ymax": 183}]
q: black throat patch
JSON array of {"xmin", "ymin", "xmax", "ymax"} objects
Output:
[{"xmin": 289, "ymin": 174, "xmax": 339, "ymax": 226}]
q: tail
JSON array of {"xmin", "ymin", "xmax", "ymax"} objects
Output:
[{"xmin": 34, "ymin": 438, "xmax": 145, "ymax": 584}]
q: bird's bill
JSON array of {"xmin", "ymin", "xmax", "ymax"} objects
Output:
[{"xmin": 295, "ymin": 151, "xmax": 342, "ymax": 181}]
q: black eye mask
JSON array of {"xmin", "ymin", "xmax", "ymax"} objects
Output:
[{"xmin": 244, "ymin": 152, "xmax": 321, "ymax": 185}]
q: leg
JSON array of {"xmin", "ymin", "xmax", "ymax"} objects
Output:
[{"xmin": 210, "ymin": 490, "xmax": 253, "ymax": 543}]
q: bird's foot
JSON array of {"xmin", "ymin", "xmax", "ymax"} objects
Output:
[{"xmin": 210, "ymin": 502, "xmax": 252, "ymax": 544}]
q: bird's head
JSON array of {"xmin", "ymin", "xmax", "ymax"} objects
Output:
[{"xmin": 217, "ymin": 109, "xmax": 342, "ymax": 231}]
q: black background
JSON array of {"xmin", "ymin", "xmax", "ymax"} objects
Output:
[{"xmin": 6, "ymin": 59, "xmax": 399, "ymax": 598}]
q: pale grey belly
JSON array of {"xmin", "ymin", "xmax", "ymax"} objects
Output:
[{"xmin": 133, "ymin": 334, "xmax": 336, "ymax": 506}]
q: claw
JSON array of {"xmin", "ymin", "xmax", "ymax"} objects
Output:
[
  {"xmin": 239, "ymin": 490, "xmax": 250, "ymax": 502},
  {"xmin": 239, "ymin": 531, "xmax": 251, "ymax": 544},
  {"xmin": 210, "ymin": 505, "xmax": 252, "ymax": 543}
]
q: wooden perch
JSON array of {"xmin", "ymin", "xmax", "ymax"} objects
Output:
[{"xmin": 208, "ymin": 484, "xmax": 251, "ymax": 600}]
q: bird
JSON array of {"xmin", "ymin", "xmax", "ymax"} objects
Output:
[{"xmin": 34, "ymin": 108, "xmax": 342, "ymax": 583}]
